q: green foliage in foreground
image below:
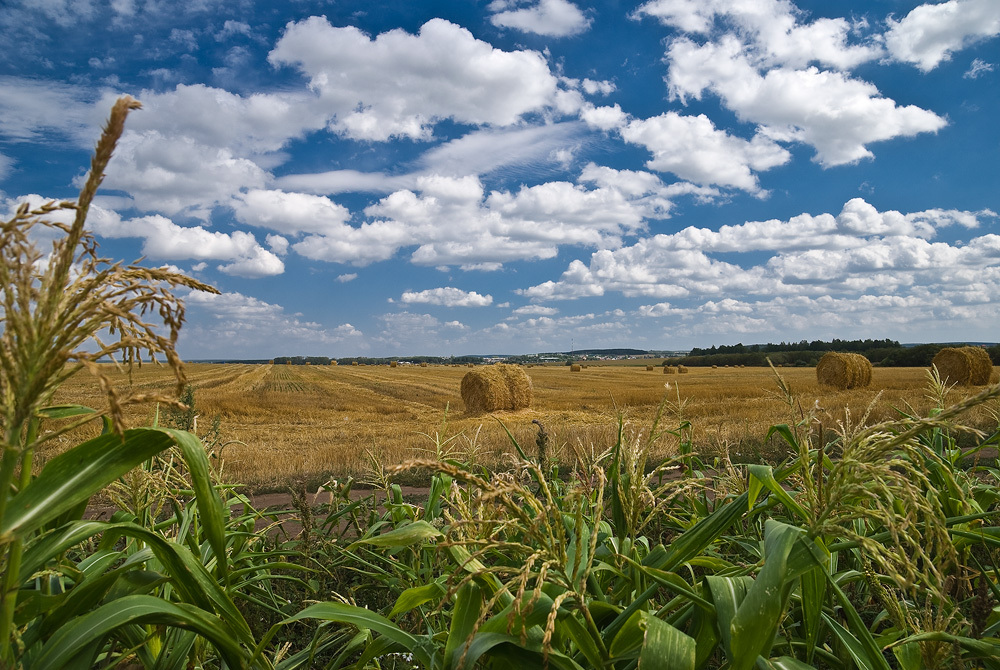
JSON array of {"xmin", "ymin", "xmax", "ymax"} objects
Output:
[{"xmin": 3, "ymin": 372, "xmax": 1000, "ymax": 668}]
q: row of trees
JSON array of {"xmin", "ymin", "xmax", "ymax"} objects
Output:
[{"xmin": 674, "ymin": 341, "xmax": 1000, "ymax": 368}]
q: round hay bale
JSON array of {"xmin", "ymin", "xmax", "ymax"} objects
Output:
[
  {"xmin": 420, "ymin": 362, "xmax": 428, "ymax": 368},
  {"xmin": 351, "ymin": 361, "xmax": 358, "ymax": 366},
  {"xmin": 678, "ymin": 365, "xmax": 689, "ymax": 374},
  {"xmin": 570, "ymin": 364, "xmax": 582, "ymax": 372},
  {"xmin": 932, "ymin": 347, "xmax": 992, "ymax": 385},
  {"xmin": 330, "ymin": 360, "xmax": 338, "ymax": 366},
  {"xmin": 664, "ymin": 366, "xmax": 676, "ymax": 374},
  {"xmin": 962, "ymin": 346, "xmax": 993, "ymax": 385},
  {"xmin": 816, "ymin": 352, "xmax": 872, "ymax": 390},
  {"xmin": 712, "ymin": 365, "xmax": 718, "ymax": 369},
  {"xmin": 461, "ymin": 363, "xmax": 533, "ymax": 414},
  {"xmin": 390, "ymin": 360, "xmax": 398, "ymax": 368},
  {"xmin": 646, "ymin": 365, "xmax": 654, "ymax": 371}
]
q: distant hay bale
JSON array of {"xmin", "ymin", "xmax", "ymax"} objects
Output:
[
  {"xmin": 461, "ymin": 363, "xmax": 533, "ymax": 414},
  {"xmin": 420, "ymin": 362, "xmax": 428, "ymax": 368},
  {"xmin": 816, "ymin": 352, "xmax": 872, "ymax": 390},
  {"xmin": 678, "ymin": 365, "xmax": 688, "ymax": 374},
  {"xmin": 712, "ymin": 365, "xmax": 718, "ymax": 369},
  {"xmin": 646, "ymin": 365, "xmax": 654, "ymax": 371},
  {"xmin": 664, "ymin": 366, "xmax": 676, "ymax": 374},
  {"xmin": 330, "ymin": 360, "xmax": 338, "ymax": 366},
  {"xmin": 933, "ymin": 346, "xmax": 993, "ymax": 386},
  {"xmin": 351, "ymin": 361, "xmax": 358, "ymax": 366},
  {"xmin": 571, "ymin": 364, "xmax": 582, "ymax": 372},
  {"xmin": 390, "ymin": 361, "xmax": 398, "ymax": 368}
]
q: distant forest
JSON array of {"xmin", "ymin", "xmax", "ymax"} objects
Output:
[
  {"xmin": 676, "ymin": 339, "xmax": 1000, "ymax": 368},
  {"xmin": 267, "ymin": 341, "xmax": 1000, "ymax": 368}
]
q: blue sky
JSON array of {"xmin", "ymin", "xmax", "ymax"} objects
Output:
[{"xmin": 1, "ymin": 0, "xmax": 998, "ymax": 358}]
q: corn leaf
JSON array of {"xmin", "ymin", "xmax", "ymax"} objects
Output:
[
  {"xmin": 30, "ymin": 594, "xmax": 250, "ymax": 670},
  {"xmin": 388, "ymin": 580, "xmax": 447, "ymax": 620},
  {"xmin": 1, "ymin": 429, "xmax": 177, "ymax": 542},
  {"xmin": 639, "ymin": 613, "xmax": 696, "ymax": 670},
  {"xmin": 347, "ymin": 520, "xmax": 442, "ymax": 550},
  {"xmin": 445, "ymin": 581, "xmax": 482, "ymax": 670},
  {"xmin": 282, "ymin": 602, "xmax": 435, "ymax": 668},
  {"xmin": 729, "ymin": 521, "xmax": 803, "ymax": 670}
]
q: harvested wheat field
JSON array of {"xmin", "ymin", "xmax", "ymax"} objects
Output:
[{"xmin": 46, "ymin": 362, "xmax": 999, "ymax": 489}]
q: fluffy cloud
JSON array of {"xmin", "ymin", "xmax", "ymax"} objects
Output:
[
  {"xmin": 634, "ymin": 0, "xmax": 882, "ymax": 69},
  {"xmin": 520, "ymin": 198, "xmax": 998, "ymax": 302},
  {"xmin": 268, "ymin": 17, "xmax": 566, "ymax": 141},
  {"xmin": 234, "ymin": 189, "xmax": 352, "ymax": 236},
  {"xmin": 619, "ymin": 112, "xmax": 790, "ymax": 192},
  {"xmin": 304, "ymin": 168, "xmax": 680, "ymax": 268},
  {"xmin": 83, "ymin": 206, "xmax": 284, "ymax": 278},
  {"xmin": 665, "ymin": 37, "xmax": 947, "ymax": 166},
  {"xmin": 885, "ymin": 0, "xmax": 1000, "ymax": 72},
  {"xmin": 630, "ymin": 2, "xmax": 947, "ymax": 167},
  {"xmin": 489, "ymin": 0, "xmax": 592, "ymax": 37},
  {"xmin": 400, "ymin": 287, "xmax": 494, "ymax": 307},
  {"xmin": 101, "ymin": 131, "xmax": 270, "ymax": 218}
]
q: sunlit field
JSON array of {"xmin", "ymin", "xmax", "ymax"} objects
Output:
[{"xmin": 46, "ymin": 361, "xmax": 1000, "ymax": 490}]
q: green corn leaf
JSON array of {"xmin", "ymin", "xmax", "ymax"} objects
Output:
[
  {"xmin": 729, "ymin": 521, "xmax": 803, "ymax": 670},
  {"xmin": 608, "ymin": 610, "xmax": 644, "ymax": 658},
  {"xmin": 159, "ymin": 427, "xmax": 229, "ymax": 584},
  {"xmin": 800, "ymin": 564, "xmax": 826, "ymax": 664},
  {"xmin": 821, "ymin": 614, "xmax": 877, "ymax": 670},
  {"xmin": 459, "ymin": 631, "xmax": 586, "ymax": 670},
  {"xmin": 1, "ymin": 429, "xmax": 177, "ymax": 543},
  {"xmin": 35, "ymin": 404, "xmax": 97, "ymax": 419},
  {"xmin": 446, "ymin": 581, "xmax": 482, "ymax": 670},
  {"xmin": 756, "ymin": 656, "xmax": 817, "ymax": 669},
  {"xmin": 705, "ymin": 575, "xmax": 754, "ymax": 659},
  {"xmin": 30, "ymin": 594, "xmax": 250, "ymax": 670},
  {"xmin": 639, "ymin": 613, "xmax": 696, "ymax": 670},
  {"xmin": 557, "ymin": 611, "xmax": 605, "ymax": 670},
  {"xmin": 389, "ymin": 580, "xmax": 447, "ymax": 620},
  {"xmin": 282, "ymin": 602, "xmax": 435, "ymax": 668},
  {"xmin": 747, "ymin": 465, "xmax": 809, "ymax": 521},
  {"xmin": 347, "ymin": 520, "xmax": 442, "ymax": 550},
  {"xmin": 19, "ymin": 519, "xmax": 254, "ymax": 646},
  {"xmin": 606, "ymin": 492, "xmax": 750, "ymax": 644}
]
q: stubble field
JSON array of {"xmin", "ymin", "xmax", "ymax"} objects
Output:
[{"xmin": 47, "ymin": 361, "xmax": 999, "ymax": 490}]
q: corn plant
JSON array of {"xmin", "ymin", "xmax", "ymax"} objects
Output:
[{"xmin": 0, "ymin": 97, "xmax": 287, "ymax": 669}]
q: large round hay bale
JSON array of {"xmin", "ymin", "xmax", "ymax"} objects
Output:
[
  {"xmin": 420, "ymin": 362, "xmax": 428, "ymax": 368},
  {"xmin": 570, "ymin": 364, "xmax": 582, "ymax": 372},
  {"xmin": 461, "ymin": 363, "xmax": 533, "ymax": 414},
  {"xmin": 933, "ymin": 347, "xmax": 993, "ymax": 386},
  {"xmin": 390, "ymin": 360, "xmax": 398, "ymax": 368},
  {"xmin": 678, "ymin": 365, "xmax": 689, "ymax": 374},
  {"xmin": 330, "ymin": 360, "xmax": 338, "ymax": 366},
  {"xmin": 816, "ymin": 352, "xmax": 872, "ymax": 389},
  {"xmin": 646, "ymin": 365, "xmax": 654, "ymax": 371},
  {"xmin": 664, "ymin": 366, "xmax": 676, "ymax": 374},
  {"xmin": 962, "ymin": 346, "xmax": 993, "ymax": 385}
]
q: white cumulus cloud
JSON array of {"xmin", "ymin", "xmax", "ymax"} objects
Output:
[
  {"xmin": 268, "ymin": 17, "xmax": 566, "ymax": 141},
  {"xmin": 400, "ymin": 287, "xmax": 494, "ymax": 307},
  {"xmin": 885, "ymin": 0, "xmax": 1000, "ymax": 72},
  {"xmin": 489, "ymin": 0, "xmax": 592, "ymax": 37}
]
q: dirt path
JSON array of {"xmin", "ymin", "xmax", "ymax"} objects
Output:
[{"xmin": 86, "ymin": 486, "xmax": 433, "ymax": 538}]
